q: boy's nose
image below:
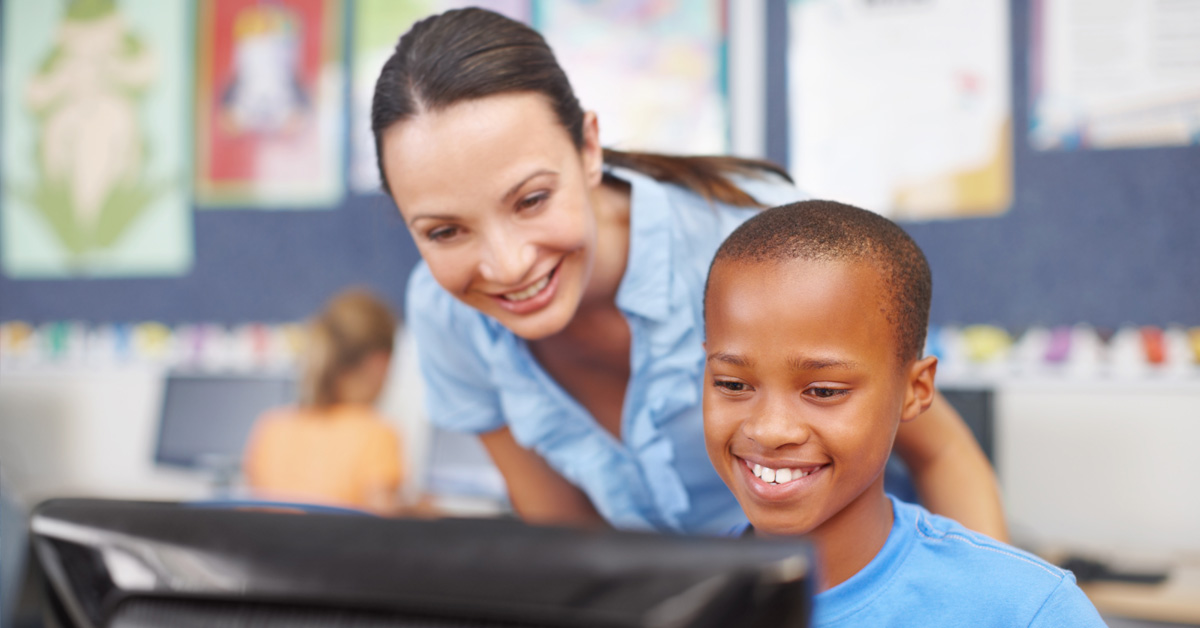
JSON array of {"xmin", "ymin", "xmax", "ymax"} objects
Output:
[{"xmin": 742, "ymin": 396, "xmax": 810, "ymax": 449}]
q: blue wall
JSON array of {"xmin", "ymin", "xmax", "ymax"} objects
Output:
[
  {"xmin": 2, "ymin": 0, "xmax": 1197, "ymax": 328},
  {"xmin": 769, "ymin": 0, "xmax": 1200, "ymax": 328}
]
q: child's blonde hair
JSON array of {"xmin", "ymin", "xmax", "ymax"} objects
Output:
[{"xmin": 300, "ymin": 287, "xmax": 398, "ymax": 408}]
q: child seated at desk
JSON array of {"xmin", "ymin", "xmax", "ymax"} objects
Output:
[
  {"xmin": 243, "ymin": 288, "xmax": 406, "ymax": 514},
  {"xmin": 701, "ymin": 201, "xmax": 1105, "ymax": 626}
]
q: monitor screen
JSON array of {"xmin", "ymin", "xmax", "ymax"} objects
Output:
[
  {"xmin": 153, "ymin": 372, "xmax": 296, "ymax": 471},
  {"xmin": 31, "ymin": 498, "xmax": 813, "ymax": 628}
]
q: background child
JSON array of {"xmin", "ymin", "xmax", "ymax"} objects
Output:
[
  {"xmin": 702, "ymin": 201, "xmax": 1105, "ymax": 625},
  {"xmin": 242, "ymin": 287, "xmax": 406, "ymax": 514}
]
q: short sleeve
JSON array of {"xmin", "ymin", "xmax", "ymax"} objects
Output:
[
  {"xmin": 406, "ymin": 264, "xmax": 506, "ymax": 434},
  {"xmin": 1028, "ymin": 575, "xmax": 1109, "ymax": 627},
  {"xmin": 363, "ymin": 423, "xmax": 403, "ymax": 489},
  {"xmin": 241, "ymin": 410, "xmax": 285, "ymax": 490}
]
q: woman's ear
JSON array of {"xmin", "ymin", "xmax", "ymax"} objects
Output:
[
  {"xmin": 900, "ymin": 355, "xmax": 938, "ymax": 422},
  {"xmin": 581, "ymin": 110, "xmax": 603, "ymax": 187}
]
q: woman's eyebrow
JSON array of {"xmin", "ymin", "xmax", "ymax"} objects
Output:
[
  {"xmin": 407, "ymin": 211, "xmax": 458, "ymax": 226},
  {"xmin": 502, "ymin": 169, "xmax": 556, "ymax": 203},
  {"xmin": 406, "ymin": 169, "xmax": 559, "ymax": 226}
]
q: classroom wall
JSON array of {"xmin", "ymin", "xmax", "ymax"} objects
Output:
[
  {"xmin": 2, "ymin": 0, "xmax": 1197, "ymax": 329},
  {"xmin": 763, "ymin": 0, "xmax": 1200, "ymax": 330},
  {"xmin": 2, "ymin": 0, "xmax": 1199, "ymax": 583}
]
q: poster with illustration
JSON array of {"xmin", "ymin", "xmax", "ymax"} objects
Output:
[
  {"xmin": 788, "ymin": 0, "xmax": 1012, "ymax": 220},
  {"xmin": 350, "ymin": 0, "xmax": 531, "ymax": 194},
  {"xmin": 196, "ymin": 0, "xmax": 344, "ymax": 207},
  {"xmin": 1, "ymin": 0, "xmax": 193, "ymax": 278},
  {"xmin": 1030, "ymin": 0, "xmax": 1200, "ymax": 151},
  {"xmin": 535, "ymin": 0, "xmax": 728, "ymax": 155}
]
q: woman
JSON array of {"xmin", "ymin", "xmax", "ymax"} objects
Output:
[
  {"xmin": 372, "ymin": 8, "xmax": 1007, "ymax": 538},
  {"xmin": 243, "ymin": 288, "xmax": 406, "ymax": 514}
]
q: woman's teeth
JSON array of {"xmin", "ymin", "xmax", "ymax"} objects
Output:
[
  {"xmin": 746, "ymin": 459, "xmax": 812, "ymax": 485},
  {"xmin": 502, "ymin": 274, "xmax": 550, "ymax": 301}
]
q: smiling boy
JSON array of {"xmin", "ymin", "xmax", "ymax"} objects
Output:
[{"xmin": 702, "ymin": 201, "xmax": 1105, "ymax": 626}]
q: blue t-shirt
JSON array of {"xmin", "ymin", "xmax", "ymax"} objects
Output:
[
  {"xmin": 734, "ymin": 496, "xmax": 1107, "ymax": 627},
  {"xmin": 406, "ymin": 166, "xmax": 799, "ymax": 534}
]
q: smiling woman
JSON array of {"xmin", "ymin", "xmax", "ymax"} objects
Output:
[
  {"xmin": 381, "ymin": 92, "xmax": 609, "ymax": 342},
  {"xmin": 370, "ymin": 7, "xmax": 1009, "ymax": 539}
]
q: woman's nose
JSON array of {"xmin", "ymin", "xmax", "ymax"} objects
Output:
[{"xmin": 478, "ymin": 229, "xmax": 536, "ymax": 285}]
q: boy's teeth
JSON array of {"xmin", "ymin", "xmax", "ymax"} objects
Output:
[
  {"xmin": 503, "ymin": 275, "xmax": 550, "ymax": 301},
  {"xmin": 746, "ymin": 459, "xmax": 810, "ymax": 485}
]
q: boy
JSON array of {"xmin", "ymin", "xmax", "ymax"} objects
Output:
[{"xmin": 702, "ymin": 201, "xmax": 1105, "ymax": 626}]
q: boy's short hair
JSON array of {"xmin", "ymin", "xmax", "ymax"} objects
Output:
[{"xmin": 708, "ymin": 200, "xmax": 932, "ymax": 364}]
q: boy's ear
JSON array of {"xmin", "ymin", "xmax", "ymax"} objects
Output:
[{"xmin": 900, "ymin": 355, "xmax": 938, "ymax": 422}]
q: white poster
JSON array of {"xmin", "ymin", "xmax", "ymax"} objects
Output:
[
  {"xmin": 538, "ymin": 0, "xmax": 728, "ymax": 155},
  {"xmin": 1030, "ymin": 0, "xmax": 1200, "ymax": 151},
  {"xmin": 788, "ymin": 0, "xmax": 1012, "ymax": 219}
]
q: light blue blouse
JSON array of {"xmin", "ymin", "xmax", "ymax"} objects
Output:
[{"xmin": 405, "ymin": 166, "xmax": 802, "ymax": 534}]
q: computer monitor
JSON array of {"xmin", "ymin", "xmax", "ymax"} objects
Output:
[
  {"xmin": 31, "ymin": 498, "xmax": 813, "ymax": 628},
  {"xmin": 153, "ymin": 372, "xmax": 296, "ymax": 477}
]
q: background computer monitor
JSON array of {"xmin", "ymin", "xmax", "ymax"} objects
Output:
[
  {"xmin": 153, "ymin": 372, "xmax": 296, "ymax": 476},
  {"xmin": 31, "ymin": 498, "xmax": 813, "ymax": 628}
]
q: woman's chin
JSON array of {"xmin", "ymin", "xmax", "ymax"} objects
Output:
[{"xmin": 495, "ymin": 305, "xmax": 574, "ymax": 341}]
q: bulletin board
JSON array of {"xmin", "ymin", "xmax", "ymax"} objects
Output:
[
  {"xmin": 2, "ymin": 0, "xmax": 1197, "ymax": 329},
  {"xmin": 772, "ymin": 0, "xmax": 1199, "ymax": 329}
]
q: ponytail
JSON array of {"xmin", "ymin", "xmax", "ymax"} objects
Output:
[
  {"xmin": 602, "ymin": 149, "xmax": 791, "ymax": 208},
  {"xmin": 298, "ymin": 288, "xmax": 398, "ymax": 409},
  {"xmin": 373, "ymin": 8, "xmax": 792, "ymax": 208}
]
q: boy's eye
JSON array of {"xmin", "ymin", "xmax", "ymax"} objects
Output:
[
  {"xmin": 713, "ymin": 379, "xmax": 749, "ymax": 393},
  {"xmin": 806, "ymin": 387, "xmax": 848, "ymax": 400}
]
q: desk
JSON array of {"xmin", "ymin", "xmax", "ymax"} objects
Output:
[{"xmin": 1082, "ymin": 564, "xmax": 1200, "ymax": 626}]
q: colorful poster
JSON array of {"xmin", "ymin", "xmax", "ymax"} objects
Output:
[
  {"xmin": 350, "ymin": 0, "xmax": 531, "ymax": 194},
  {"xmin": 195, "ymin": 0, "xmax": 345, "ymax": 207},
  {"xmin": 536, "ymin": 0, "xmax": 728, "ymax": 155},
  {"xmin": 1030, "ymin": 0, "xmax": 1200, "ymax": 151},
  {"xmin": 1, "ymin": 0, "xmax": 193, "ymax": 278},
  {"xmin": 788, "ymin": 0, "xmax": 1012, "ymax": 220}
]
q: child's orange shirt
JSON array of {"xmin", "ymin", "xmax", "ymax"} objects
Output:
[{"xmin": 242, "ymin": 404, "xmax": 404, "ymax": 511}]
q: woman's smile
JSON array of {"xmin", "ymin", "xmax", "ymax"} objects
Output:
[{"xmin": 489, "ymin": 261, "xmax": 562, "ymax": 315}]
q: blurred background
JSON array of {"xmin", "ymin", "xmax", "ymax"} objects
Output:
[{"xmin": 1, "ymin": 0, "xmax": 1198, "ymax": 625}]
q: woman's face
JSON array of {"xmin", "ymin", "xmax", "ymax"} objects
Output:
[{"xmin": 381, "ymin": 92, "xmax": 605, "ymax": 340}]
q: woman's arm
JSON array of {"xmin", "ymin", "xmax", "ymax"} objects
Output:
[
  {"xmin": 479, "ymin": 426, "xmax": 607, "ymax": 528},
  {"xmin": 893, "ymin": 391, "xmax": 1010, "ymax": 542}
]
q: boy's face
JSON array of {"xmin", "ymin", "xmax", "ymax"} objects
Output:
[{"xmin": 703, "ymin": 256, "xmax": 933, "ymax": 538}]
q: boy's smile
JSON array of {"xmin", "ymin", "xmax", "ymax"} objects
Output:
[{"xmin": 703, "ymin": 256, "xmax": 916, "ymax": 542}]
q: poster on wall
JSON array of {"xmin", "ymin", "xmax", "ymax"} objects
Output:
[
  {"xmin": 1, "ymin": 0, "xmax": 194, "ymax": 279},
  {"xmin": 350, "ymin": 0, "xmax": 531, "ymax": 194},
  {"xmin": 536, "ymin": 0, "xmax": 728, "ymax": 155},
  {"xmin": 195, "ymin": 0, "xmax": 345, "ymax": 208},
  {"xmin": 1030, "ymin": 0, "xmax": 1200, "ymax": 151},
  {"xmin": 788, "ymin": 0, "xmax": 1012, "ymax": 220}
]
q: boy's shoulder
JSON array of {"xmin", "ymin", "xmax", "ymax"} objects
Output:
[
  {"xmin": 816, "ymin": 497, "xmax": 1107, "ymax": 627},
  {"xmin": 892, "ymin": 497, "xmax": 1067, "ymax": 583}
]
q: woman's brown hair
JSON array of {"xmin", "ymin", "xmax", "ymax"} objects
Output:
[
  {"xmin": 371, "ymin": 7, "xmax": 790, "ymax": 208},
  {"xmin": 300, "ymin": 288, "xmax": 398, "ymax": 409}
]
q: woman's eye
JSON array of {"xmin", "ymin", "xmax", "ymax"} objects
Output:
[
  {"xmin": 517, "ymin": 192, "xmax": 548, "ymax": 212},
  {"xmin": 427, "ymin": 226, "xmax": 460, "ymax": 242}
]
